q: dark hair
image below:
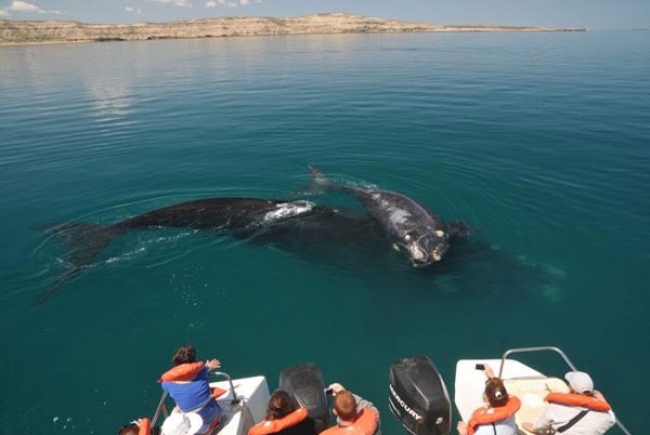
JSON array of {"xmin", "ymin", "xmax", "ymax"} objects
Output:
[
  {"xmin": 266, "ymin": 390, "xmax": 298, "ymax": 420},
  {"xmin": 118, "ymin": 424, "xmax": 139, "ymax": 435},
  {"xmin": 484, "ymin": 378, "xmax": 509, "ymax": 407},
  {"xmin": 118, "ymin": 423, "xmax": 160, "ymax": 435},
  {"xmin": 333, "ymin": 390, "xmax": 357, "ymax": 421},
  {"xmin": 172, "ymin": 345, "xmax": 197, "ymax": 366}
]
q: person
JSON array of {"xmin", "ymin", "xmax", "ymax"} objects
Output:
[
  {"xmin": 248, "ymin": 390, "xmax": 316, "ymax": 435},
  {"xmin": 159, "ymin": 345, "xmax": 222, "ymax": 435},
  {"xmin": 522, "ymin": 371, "xmax": 615, "ymax": 435},
  {"xmin": 117, "ymin": 418, "xmax": 161, "ymax": 435},
  {"xmin": 457, "ymin": 364, "xmax": 520, "ymax": 435},
  {"xmin": 320, "ymin": 382, "xmax": 380, "ymax": 435}
]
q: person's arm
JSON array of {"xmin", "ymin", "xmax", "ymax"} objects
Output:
[
  {"xmin": 482, "ymin": 363, "xmax": 495, "ymax": 379},
  {"xmin": 457, "ymin": 421, "xmax": 468, "ymax": 435}
]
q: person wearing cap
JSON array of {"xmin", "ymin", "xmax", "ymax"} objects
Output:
[
  {"xmin": 457, "ymin": 364, "xmax": 521, "ymax": 435},
  {"xmin": 522, "ymin": 371, "xmax": 615, "ymax": 435},
  {"xmin": 320, "ymin": 382, "xmax": 381, "ymax": 435}
]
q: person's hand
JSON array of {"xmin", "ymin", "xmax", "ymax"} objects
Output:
[
  {"xmin": 593, "ymin": 390, "xmax": 606, "ymax": 402},
  {"xmin": 206, "ymin": 359, "xmax": 221, "ymax": 370},
  {"xmin": 328, "ymin": 383, "xmax": 345, "ymax": 395},
  {"xmin": 457, "ymin": 421, "xmax": 468, "ymax": 435},
  {"xmin": 522, "ymin": 422, "xmax": 535, "ymax": 433}
]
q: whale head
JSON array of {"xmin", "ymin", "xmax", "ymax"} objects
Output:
[{"xmin": 403, "ymin": 229, "xmax": 449, "ymax": 267}]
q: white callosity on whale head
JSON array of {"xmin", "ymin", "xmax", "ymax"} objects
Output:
[
  {"xmin": 407, "ymin": 243, "xmax": 426, "ymax": 261},
  {"xmin": 262, "ymin": 200, "xmax": 315, "ymax": 223},
  {"xmin": 388, "ymin": 208, "xmax": 412, "ymax": 225}
]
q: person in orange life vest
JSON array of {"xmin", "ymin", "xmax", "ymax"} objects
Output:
[
  {"xmin": 457, "ymin": 364, "xmax": 521, "ymax": 435},
  {"xmin": 248, "ymin": 390, "xmax": 316, "ymax": 435},
  {"xmin": 118, "ymin": 418, "xmax": 161, "ymax": 435},
  {"xmin": 522, "ymin": 371, "xmax": 615, "ymax": 435},
  {"xmin": 160, "ymin": 345, "xmax": 222, "ymax": 435},
  {"xmin": 320, "ymin": 383, "xmax": 381, "ymax": 435}
]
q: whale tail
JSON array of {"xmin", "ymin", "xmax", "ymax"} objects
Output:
[{"xmin": 34, "ymin": 223, "xmax": 126, "ymax": 305}]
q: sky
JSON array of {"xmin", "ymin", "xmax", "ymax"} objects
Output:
[{"xmin": 0, "ymin": 0, "xmax": 648, "ymax": 30}]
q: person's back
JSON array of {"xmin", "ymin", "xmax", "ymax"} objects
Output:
[
  {"xmin": 524, "ymin": 371, "xmax": 615, "ymax": 435},
  {"xmin": 458, "ymin": 367, "xmax": 519, "ymax": 435},
  {"xmin": 249, "ymin": 390, "xmax": 316, "ymax": 435},
  {"xmin": 160, "ymin": 345, "xmax": 222, "ymax": 435},
  {"xmin": 536, "ymin": 402, "xmax": 614, "ymax": 435},
  {"xmin": 320, "ymin": 386, "xmax": 379, "ymax": 435}
]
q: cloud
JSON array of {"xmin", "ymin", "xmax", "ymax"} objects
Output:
[
  {"xmin": 0, "ymin": 1, "xmax": 62, "ymax": 15},
  {"xmin": 204, "ymin": 0, "xmax": 256, "ymax": 7},
  {"xmin": 149, "ymin": 0, "xmax": 193, "ymax": 7},
  {"xmin": 125, "ymin": 6, "xmax": 142, "ymax": 13},
  {"xmin": 8, "ymin": 1, "xmax": 41, "ymax": 11}
]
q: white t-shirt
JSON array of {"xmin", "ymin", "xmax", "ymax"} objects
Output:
[
  {"xmin": 534, "ymin": 403, "xmax": 615, "ymax": 435},
  {"xmin": 474, "ymin": 415, "xmax": 518, "ymax": 435}
]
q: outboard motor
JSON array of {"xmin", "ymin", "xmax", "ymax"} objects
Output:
[
  {"xmin": 279, "ymin": 363, "xmax": 330, "ymax": 433},
  {"xmin": 389, "ymin": 356, "xmax": 451, "ymax": 435}
]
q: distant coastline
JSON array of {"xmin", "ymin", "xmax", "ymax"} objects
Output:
[{"xmin": 0, "ymin": 13, "xmax": 586, "ymax": 45}]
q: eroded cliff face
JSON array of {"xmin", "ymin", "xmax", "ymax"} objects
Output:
[
  {"xmin": 0, "ymin": 13, "xmax": 584, "ymax": 44},
  {"xmin": 0, "ymin": 14, "xmax": 438, "ymax": 43}
]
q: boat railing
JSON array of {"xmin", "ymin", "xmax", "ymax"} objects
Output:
[
  {"xmin": 498, "ymin": 346, "xmax": 633, "ymax": 435},
  {"xmin": 151, "ymin": 370, "xmax": 239, "ymax": 428}
]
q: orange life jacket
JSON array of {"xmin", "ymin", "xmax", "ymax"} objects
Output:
[
  {"xmin": 545, "ymin": 393, "xmax": 611, "ymax": 412},
  {"xmin": 138, "ymin": 418, "xmax": 151, "ymax": 435},
  {"xmin": 159, "ymin": 362, "xmax": 205, "ymax": 382},
  {"xmin": 467, "ymin": 397, "xmax": 521, "ymax": 435},
  {"xmin": 248, "ymin": 407, "xmax": 308, "ymax": 435},
  {"xmin": 320, "ymin": 408, "xmax": 379, "ymax": 435}
]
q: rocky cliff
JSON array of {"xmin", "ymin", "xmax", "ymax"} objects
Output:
[{"xmin": 0, "ymin": 13, "xmax": 585, "ymax": 44}]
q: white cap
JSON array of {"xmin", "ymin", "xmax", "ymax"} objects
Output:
[
  {"xmin": 565, "ymin": 371, "xmax": 594, "ymax": 394},
  {"xmin": 161, "ymin": 411, "xmax": 204, "ymax": 435}
]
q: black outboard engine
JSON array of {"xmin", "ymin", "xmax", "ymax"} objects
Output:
[
  {"xmin": 279, "ymin": 363, "xmax": 330, "ymax": 433},
  {"xmin": 389, "ymin": 356, "xmax": 451, "ymax": 435}
]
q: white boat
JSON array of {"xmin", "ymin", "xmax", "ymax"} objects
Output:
[
  {"xmin": 149, "ymin": 347, "xmax": 633, "ymax": 435},
  {"xmin": 453, "ymin": 347, "xmax": 632, "ymax": 435},
  {"xmin": 151, "ymin": 363, "xmax": 331, "ymax": 435}
]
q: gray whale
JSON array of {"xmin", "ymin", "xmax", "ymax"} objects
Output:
[{"xmin": 308, "ymin": 166, "xmax": 476, "ymax": 267}]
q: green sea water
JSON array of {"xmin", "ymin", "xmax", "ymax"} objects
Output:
[{"xmin": 1, "ymin": 31, "xmax": 649, "ymax": 435}]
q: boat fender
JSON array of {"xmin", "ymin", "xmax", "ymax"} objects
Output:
[
  {"xmin": 545, "ymin": 393, "xmax": 611, "ymax": 412},
  {"xmin": 159, "ymin": 362, "xmax": 205, "ymax": 382},
  {"xmin": 249, "ymin": 407, "xmax": 308, "ymax": 435},
  {"xmin": 467, "ymin": 397, "xmax": 521, "ymax": 435}
]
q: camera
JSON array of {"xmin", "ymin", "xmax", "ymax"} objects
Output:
[
  {"xmin": 475, "ymin": 364, "xmax": 485, "ymax": 370},
  {"xmin": 324, "ymin": 388, "xmax": 334, "ymax": 396}
]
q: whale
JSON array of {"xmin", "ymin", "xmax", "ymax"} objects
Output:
[
  {"xmin": 37, "ymin": 197, "xmax": 338, "ymax": 304},
  {"xmin": 308, "ymin": 166, "xmax": 476, "ymax": 267}
]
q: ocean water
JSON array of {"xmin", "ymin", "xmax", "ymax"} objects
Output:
[{"xmin": 1, "ymin": 31, "xmax": 648, "ymax": 435}]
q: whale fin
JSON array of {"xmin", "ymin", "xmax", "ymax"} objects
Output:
[
  {"xmin": 307, "ymin": 165, "xmax": 334, "ymax": 192},
  {"xmin": 446, "ymin": 220, "xmax": 478, "ymax": 238},
  {"xmin": 34, "ymin": 223, "xmax": 126, "ymax": 305}
]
